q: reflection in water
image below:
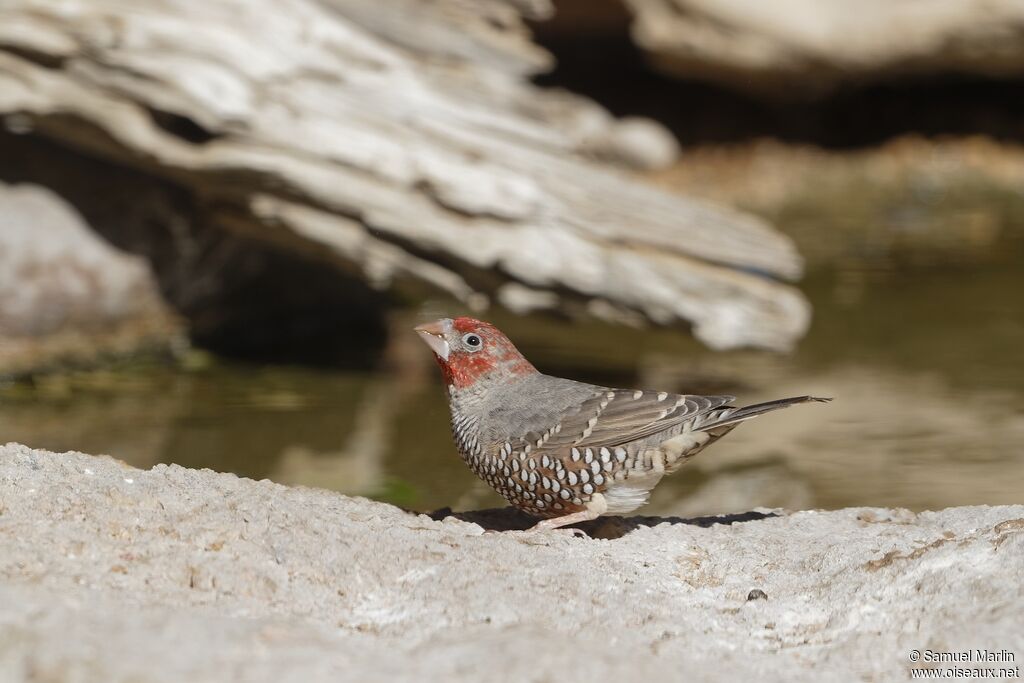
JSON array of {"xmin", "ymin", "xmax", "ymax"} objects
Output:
[
  {"xmin": 269, "ymin": 340, "xmax": 432, "ymax": 505},
  {"xmin": 2, "ymin": 241, "xmax": 1022, "ymax": 515}
]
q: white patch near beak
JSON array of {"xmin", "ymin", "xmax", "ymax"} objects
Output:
[{"xmin": 416, "ymin": 330, "xmax": 450, "ymax": 361}]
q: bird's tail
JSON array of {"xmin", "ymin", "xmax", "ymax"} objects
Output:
[{"xmin": 698, "ymin": 395, "xmax": 831, "ymax": 431}]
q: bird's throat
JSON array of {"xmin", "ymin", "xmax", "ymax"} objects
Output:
[{"xmin": 439, "ymin": 354, "xmax": 536, "ymax": 391}]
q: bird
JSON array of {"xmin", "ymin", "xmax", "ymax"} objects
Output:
[{"xmin": 415, "ymin": 317, "xmax": 830, "ymax": 532}]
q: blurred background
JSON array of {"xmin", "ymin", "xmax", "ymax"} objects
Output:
[{"xmin": 1, "ymin": 0, "xmax": 1022, "ymax": 517}]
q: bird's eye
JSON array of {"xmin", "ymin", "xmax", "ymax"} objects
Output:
[{"xmin": 462, "ymin": 333, "xmax": 483, "ymax": 351}]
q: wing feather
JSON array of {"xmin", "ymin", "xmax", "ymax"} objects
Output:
[{"xmin": 515, "ymin": 389, "xmax": 736, "ymax": 451}]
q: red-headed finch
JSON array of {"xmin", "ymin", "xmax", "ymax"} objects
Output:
[{"xmin": 416, "ymin": 317, "xmax": 829, "ymax": 531}]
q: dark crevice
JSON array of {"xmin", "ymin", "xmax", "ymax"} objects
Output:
[
  {"xmin": 145, "ymin": 108, "xmax": 221, "ymax": 144},
  {"xmin": 0, "ymin": 44, "xmax": 68, "ymax": 69},
  {"xmin": 0, "ymin": 130, "xmax": 387, "ymax": 368},
  {"xmin": 528, "ymin": 13, "xmax": 1024, "ymax": 149}
]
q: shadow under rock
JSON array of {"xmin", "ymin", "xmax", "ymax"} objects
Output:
[{"xmin": 424, "ymin": 506, "xmax": 779, "ymax": 540}]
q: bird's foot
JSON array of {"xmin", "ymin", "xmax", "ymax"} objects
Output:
[
  {"xmin": 480, "ymin": 506, "xmax": 602, "ymax": 541},
  {"xmin": 527, "ymin": 509, "xmax": 600, "ymax": 533}
]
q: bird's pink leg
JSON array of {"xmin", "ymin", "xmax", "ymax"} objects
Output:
[
  {"xmin": 527, "ymin": 494, "xmax": 607, "ymax": 532},
  {"xmin": 528, "ymin": 509, "xmax": 602, "ymax": 532}
]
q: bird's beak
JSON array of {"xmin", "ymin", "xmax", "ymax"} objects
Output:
[{"xmin": 414, "ymin": 319, "xmax": 452, "ymax": 361}]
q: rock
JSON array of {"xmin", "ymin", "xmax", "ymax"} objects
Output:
[
  {"xmin": 0, "ymin": 0, "xmax": 809, "ymax": 352},
  {"xmin": 625, "ymin": 0, "xmax": 1024, "ymax": 95},
  {"xmin": 0, "ymin": 182, "xmax": 181, "ymax": 376},
  {"xmin": 1, "ymin": 442, "xmax": 1021, "ymax": 681}
]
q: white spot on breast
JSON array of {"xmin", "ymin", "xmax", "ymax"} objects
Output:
[
  {"xmin": 579, "ymin": 469, "xmax": 590, "ymax": 484},
  {"xmin": 657, "ymin": 392, "xmax": 668, "ymax": 401},
  {"xmin": 633, "ymin": 390, "xmax": 643, "ymax": 400},
  {"xmin": 571, "ymin": 448, "xmax": 581, "ymax": 462},
  {"xmin": 583, "ymin": 483, "xmax": 594, "ymax": 494},
  {"xmin": 590, "ymin": 460, "xmax": 601, "ymax": 474},
  {"xmin": 567, "ymin": 471, "xmax": 578, "ymax": 486}
]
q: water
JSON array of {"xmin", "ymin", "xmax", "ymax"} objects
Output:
[{"xmin": 3, "ymin": 198, "xmax": 1023, "ymax": 516}]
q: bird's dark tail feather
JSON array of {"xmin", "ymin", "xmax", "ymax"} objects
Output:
[{"xmin": 701, "ymin": 395, "xmax": 831, "ymax": 430}]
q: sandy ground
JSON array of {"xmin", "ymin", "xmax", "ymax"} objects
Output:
[{"xmin": 0, "ymin": 443, "xmax": 1022, "ymax": 682}]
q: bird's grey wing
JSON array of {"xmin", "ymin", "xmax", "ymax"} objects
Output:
[
  {"xmin": 483, "ymin": 388, "xmax": 736, "ymax": 517},
  {"xmin": 515, "ymin": 389, "xmax": 736, "ymax": 451}
]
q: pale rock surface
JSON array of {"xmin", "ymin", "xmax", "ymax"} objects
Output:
[
  {"xmin": 0, "ymin": 183, "xmax": 180, "ymax": 376},
  {"xmin": 0, "ymin": 443, "xmax": 1021, "ymax": 682}
]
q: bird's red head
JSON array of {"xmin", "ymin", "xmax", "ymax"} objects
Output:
[{"xmin": 414, "ymin": 317, "xmax": 537, "ymax": 390}]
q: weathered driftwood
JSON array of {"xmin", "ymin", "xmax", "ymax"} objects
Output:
[
  {"xmin": 0, "ymin": 0, "xmax": 808, "ymax": 351},
  {"xmin": 625, "ymin": 0, "xmax": 1024, "ymax": 95}
]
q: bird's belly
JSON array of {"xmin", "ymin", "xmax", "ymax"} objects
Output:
[
  {"xmin": 601, "ymin": 432, "xmax": 711, "ymax": 515},
  {"xmin": 603, "ymin": 470, "xmax": 663, "ymax": 514},
  {"xmin": 459, "ymin": 448, "xmax": 590, "ymax": 519},
  {"xmin": 455, "ymin": 427, "xmax": 715, "ymax": 519}
]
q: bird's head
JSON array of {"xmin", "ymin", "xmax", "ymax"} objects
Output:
[{"xmin": 414, "ymin": 317, "xmax": 537, "ymax": 391}]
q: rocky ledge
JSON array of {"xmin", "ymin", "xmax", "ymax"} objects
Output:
[{"xmin": 0, "ymin": 443, "xmax": 1021, "ymax": 682}]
